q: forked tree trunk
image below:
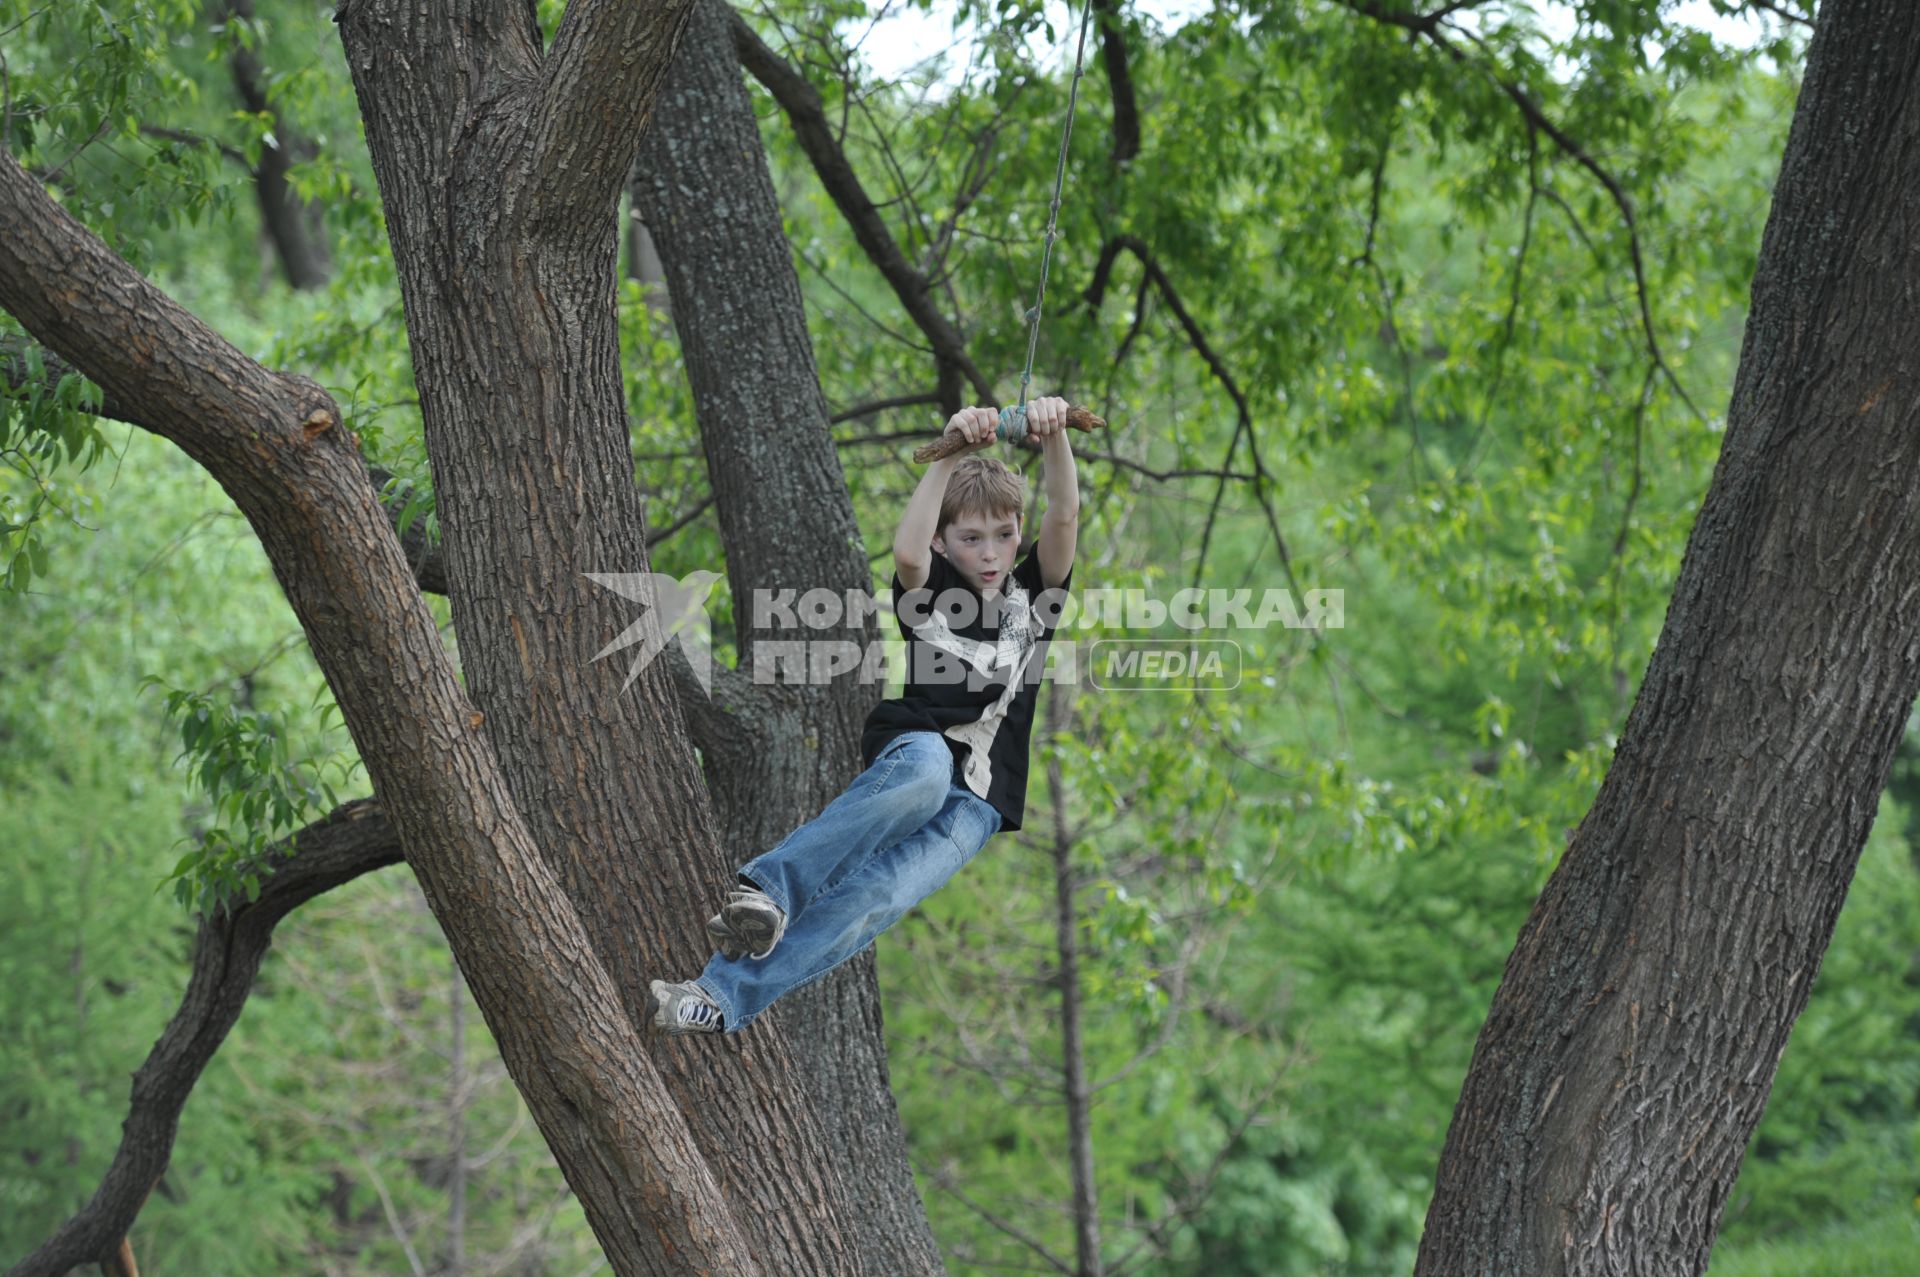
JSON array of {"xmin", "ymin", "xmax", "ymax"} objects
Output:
[
  {"xmin": 1418, "ymin": 4, "xmax": 1920, "ymax": 1272},
  {"xmin": 630, "ymin": 3, "xmax": 949, "ymax": 1271},
  {"xmin": 334, "ymin": 0, "xmax": 863, "ymax": 1271}
]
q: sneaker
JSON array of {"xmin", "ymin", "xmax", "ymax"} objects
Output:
[
  {"xmin": 649, "ymin": 979, "xmax": 725, "ymax": 1035},
  {"xmin": 706, "ymin": 886, "xmax": 788, "ymax": 961}
]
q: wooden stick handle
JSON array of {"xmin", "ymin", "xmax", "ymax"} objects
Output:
[{"xmin": 912, "ymin": 403, "xmax": 1107, "ymax": 464}]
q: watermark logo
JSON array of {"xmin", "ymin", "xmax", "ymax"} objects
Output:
[
  {"xmin": 584, "ymin": 570, "xmax": 723, "ymax": 696},
  {"xmin": 1088, "ymin": 639, "xmax": 1242, "ymax": 691},
  {"xmin": 586, "ymin": 573, "xmax": 1341, "ymax": 694}
]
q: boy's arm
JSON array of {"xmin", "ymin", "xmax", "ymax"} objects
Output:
[
  {"xmin": 894, "ymin": 406, "xmax": 997, "ymax": 589},
  {"xmin": 893, "ymin": 457, "xmax": 959, "ymax": 591},
  {"xmin": 1036, "ymin": 425, "xmax": 1079, "ymax": 591}
]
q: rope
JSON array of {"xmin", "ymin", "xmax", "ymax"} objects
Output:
[{"xmin": 999, "ymin": 0, "xmax": 1098, "ymax": 446}]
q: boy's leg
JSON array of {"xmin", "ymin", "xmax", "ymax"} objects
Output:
[
  {"xmin": 698, "ymin": 788, "xmax": 1000, "ymax": 1031},
  {"xmin": 732, "ymin": 732, "xmax": 954, "ymax": 920}
]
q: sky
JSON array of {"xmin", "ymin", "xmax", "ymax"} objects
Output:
[{"xmin": 844, "ymin": 0, "xmax": 1776, "ymax": 84}]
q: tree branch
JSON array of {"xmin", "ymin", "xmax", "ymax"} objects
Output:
[
  {"xmin": 921, "ymin": 99, "xmax": 1017, "ymax": 291},
  {"xmin": 910, "ymin": 1155, "xmax": 1075, "ymax": 1276},
  {"xmin": 643, "ymin": 489, "xmax": 716, "ymax": 544},
  {"xmin": 729, "ymin": 9, "xmax": 995, "ymax": 401},
  {"xmin": 0, "ymin": 153, "xmax": 331, "ymax": 459},
  {"xmin": 136, "ymin": 123, "xmax": 249, "ymax": 168},
  {"xmin": 1083, "ymin": 234, "xmax": 1304, "ymax": 600},
  {"xmin": 9, "ymin": 801, "xmax": 404, "ymax": 1276},
  {"xmin": 1342, "ymin": 0, "xmax": 1702, "ymax": 420},
  {"xmin": 535, "ymin": 0, "xmax": 698, "ymax": 235},
  {"xmin": 1, "ymin": 367, "xmax": 703, "ymax": 620},
  {"xmin": 221, "ymin": 0, "xmax": 331, "ymax": 289},
  {"xmin": 1744, "ymin": 0, "xmax": 1814, "ymax": 29},
  {"xmin": 1458, "ymin": 123, "xmax": 1539, "ymax": 478},
  {"xmin": 0, "ymin": 336, "xmax": 451, "ymax": 596},
  {"xmin": 828, "ymin": 391, "xmax": 942, "ymax": 424},
  {"xmin": 1092, "ymin": 0, "xmax": 1141, "ymax": 164}
]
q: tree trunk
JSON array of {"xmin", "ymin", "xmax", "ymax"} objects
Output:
[
  {"xmin": 334, "ymin": 1, "xmax": 861, "ymax": 1271},
  {"xmin": 1417, "ymin": 4, "xmax": 1920, "ymax": 1272},
  {"xmin": 1044, "ymin": 680, "xmax": 1101, "ymax": 1277},
  {"xmin": 626, "ymin": 213, "xmax": 670, "ymax": 316},
  {"xmin": 224, "ymin": 0, "xmax": 330, "ymax": 290},
  {"xmin": 629, "ymin": 3, "xmax": 949, "ymax": 1271},
  {"xmin": 447, "ymin": 949, "xmax": 468, "ymax": 1277}
]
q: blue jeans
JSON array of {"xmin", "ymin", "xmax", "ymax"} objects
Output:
[{"xmin": 696, "ymin": 730, "xmax": 1002, "ymax": 1032}]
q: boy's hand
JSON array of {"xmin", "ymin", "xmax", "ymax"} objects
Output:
[
  {"xmin": 941, "ymin": 406, "xmax": 999, "ymax": 456},
  {"xmin": 1023, "ymin": 395, "xmax": 1069, "ymax": 440}
]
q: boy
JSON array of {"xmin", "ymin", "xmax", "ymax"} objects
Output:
[{"xmin": 648, "ymin": 396, "xmax": 1080, "ymax": 1034}]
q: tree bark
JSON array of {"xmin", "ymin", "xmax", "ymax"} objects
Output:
[
  {"xmin": 1417, "ymin": 4, "xmax": 1920, "ymax": 1272},
  {"xmin": 333, "ymin": 0, "xmax": 862, "ymax": 1270},
  {"xmin": 630, "ymin": 3, "xmax": 948, "ymax": 1271}
]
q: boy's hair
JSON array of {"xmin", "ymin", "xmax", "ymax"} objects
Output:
[{"xmin": 938, "ymin": 456, "xmax": 1026, "ymax": 534}]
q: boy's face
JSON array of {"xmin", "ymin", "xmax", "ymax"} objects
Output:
[{"xmin": 933, "ymin": 510, "xmax": 1021, "ymax": 595}]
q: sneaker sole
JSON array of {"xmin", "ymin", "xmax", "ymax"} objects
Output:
[
  {"xmin": 721, "ymin": 903, "xmax": 782, "ymax": 960},
  {"xmin": 706, "ymin": 914, "xmax": 753, "ymax": 961},
  {"xmin": 647, "ymin": 979, "xmax": 674, "ymax": 1031}
]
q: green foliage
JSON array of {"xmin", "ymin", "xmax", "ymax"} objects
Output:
[
  {"xmin": 137, "ymin": 675, "xmax": 355, "ymax": 913},
  {"xmin": 0, "ymin": 767, "xmax": 321, "ymax": 1265},
  {"xmin": 3, "ymin": 0, "xmax": 242, "ymax": 267},
  {"xmin": 0, "ymin": 351, "xmax": 107, "ymax": 593},
  {"xmin": 1710, "ymin": 1207, "xmax": 1920, "ymax": 1277},
  {"xmin": 1164, "ymin": 1090, "xmax": 1425, "ymax": 1276},
  {"xmin": 0, "ymin": 429, "xmax": 575, "ymax": 1272},
  {"xmin": 0, "ymin": 350, "xmax": 107, "ymax": 466}
]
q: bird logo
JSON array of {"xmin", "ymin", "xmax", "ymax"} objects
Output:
[{"xmin": 584, "ymin": 569, "xmax": 725, "ymax": 696}]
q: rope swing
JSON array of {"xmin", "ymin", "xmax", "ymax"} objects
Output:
[{"xmin": 913, "ymin": 0, "xmax": 1109, "ymax": 464}]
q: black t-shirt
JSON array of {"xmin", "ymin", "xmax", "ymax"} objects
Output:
[{"xmin": 860, "ymin": 541, "xmax": 1074, "ymax": 833}]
